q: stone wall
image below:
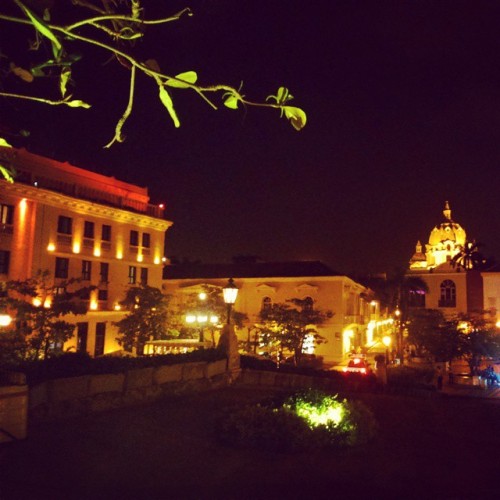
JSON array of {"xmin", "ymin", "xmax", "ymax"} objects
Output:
[
  {"xmin": 0, "ymin": 385, "xmax": 28, "ymax": 443},
  {"xmin": 29, "ymin": 358, "xmax": 228, "ymax": 422}
]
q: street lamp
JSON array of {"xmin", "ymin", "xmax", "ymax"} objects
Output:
[
  {"xmin": 382, "ymin": 335, "xmax": 392, "ymax": 364},
  {"xmin": 223, "ymin": 278, "xmax": 238, "ymax": 324},
  {"xmin": 0, "ymin": 313, "xmax": 13, "ymax": 327}
]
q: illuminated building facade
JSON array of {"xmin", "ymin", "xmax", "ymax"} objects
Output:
[
  {"xmin": 408, "ymin": 201, "xmax": 499, "ymax": 324},
  {"xmin": 163, "ymin": 261, "xmax": 383, "ymax": 363},
  {"xmin": 0, "ymin": 147, "xmax": 172, "ymax": 355}
]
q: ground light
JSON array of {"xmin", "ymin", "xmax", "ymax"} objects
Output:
[{"xmin": 287, "ymin": 393, "xmax": 346, "ymax": 428}]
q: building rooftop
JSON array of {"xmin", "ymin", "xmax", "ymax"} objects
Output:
[{"xmin": 163, "ymin": 260, "xmax": 342, "ymax": 280}]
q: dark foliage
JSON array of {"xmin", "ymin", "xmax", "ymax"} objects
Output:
[{"xmin": 10, "ymin": 349, "xmax": 226, "ymax": 386}]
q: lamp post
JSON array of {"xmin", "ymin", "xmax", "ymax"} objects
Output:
[
  {"xmin": 382, "ymin": 335, "xmax": 392, "ymax": 365},
  {"xmin": 394, "ymin": 307, "xmax": 402, "ymax": 362},
  {"xmin": 220, "ymin": 278, "xmax": 240, "ymax": 379}
]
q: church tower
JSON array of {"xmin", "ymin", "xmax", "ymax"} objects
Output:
[{"xmin": 409, "ymin": 201, "xmax": 467, "ymax": 270}]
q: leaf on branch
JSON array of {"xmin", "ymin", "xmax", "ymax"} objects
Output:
[
  {"xmin": 157, "ymin": 81, "xmax": 180, "ymax": 128},
  {"xmin": 283, "ymin": 106, "xmax": 307, "ymax": 131},
  {"xmin": 266, "ymin": 86, "xmax": 294, "ymax": 108},
  {"xmin": 144, "ymin": 59, "xmax": 161, "ymax": 72},
  {"xmin": 9, "ymin": 62, "xmax": 34, "ymax": 83},
  {"xmin": 0, "ymin": 165, "xmax": 15, "ymax": 183},
  {"xmin": 64, "ymin": 99, "xmax": 91, "ymax": 108},
  {"xmin": 0, "ymin": 137, "xmax": 12, "ymax": 148},
  {"xmin": 165, "ymin": 71, "xmax": 198, "ymax": 89},
  {"xmin": 223, "ymin": 91, "xmax": 240, "ymax": 110},
  {"xmin": 16, "ymin": 1, "xmax": 63, "ymax": 60},
  {"xmin": 59, "ymin": 67, "xmax": 71, "ymax": 97}
]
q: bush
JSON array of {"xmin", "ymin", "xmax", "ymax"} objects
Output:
[
  {"xmin": 217, "ymin": 389, "xmax": 377, "ymax": 452},
  {"xmin": 387, "ymin": 365, "xmax": 435, "ymax": 392}
]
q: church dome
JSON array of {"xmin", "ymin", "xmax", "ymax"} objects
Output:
[{"xmin": 428, "ymin": 201, "xmax": 466, "ymax": 247}]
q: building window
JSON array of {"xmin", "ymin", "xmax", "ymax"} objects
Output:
[
  {"xmin": 303, "ymin": 296, "xmax": 314, "ymax": 312},
  {"xmin": 55, "ymin": 257, "xmax": 69, "ymax": 279},
  {"xmin": 128, "ymin": 266, "xmax": 137, "ymax": 284},
  {"xmin": 98, "ymin": 289, "xmax": 108, "ymax": 301},
  {"xmin": 95, "ymin": 322, "xmax": 106, "ymax": 357},
  {"xmin": 82, "ymin": 260, "xmax": 92, "ymax": 281},
  {"xmin": 84, "ymin": 221, "xmax": 95, "ymax": 239},
  {"xmin": 142, "ymin": 232, "xmax": 151, "ymax": 248},
  {"xmin": 140, "ymin": 267, "xmax": 148, "ymax": 285},
  {"xmin": 0, "ymin": 251, "xmax": 10, "ymax": 274},
  {"xmin": 261, "ymin": 296, "xmax": 272, "ymax": 312},
  {"xmin": 409, "ymin": 290, "xmax": 426, "ymax": 308},
  {"xmin": 77, "ymin": 322, "xmax": 88, "ymax": 353},
  {"xmin": 130, "ymin": 230, "xmax": 139, "ymax": 247},
  {"xmin": 439, "ymin": 280, "xmax": 456, "ymax": 308},
  {"xmin": 57, "ymin": 215, "xmax": 72, "ymax": 235},
  {"xmin": 101, "ymin": 224, "xmax": 112, "ymax": 242},
  {"xmin": 0, "ymin": 204, "xmax": 14, "ymax": 225},
  {"xmin": 99, "ymin": 262, "xmax": 109, "ymax": 282}
]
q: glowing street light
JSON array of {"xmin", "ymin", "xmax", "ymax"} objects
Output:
[
  {"xmin": 0, "ymin": 313, "xmax": 13, "ymax": 327},
  {"xmin": 223, "ymin": 278, "xmax": 238, "ymax": 325}
]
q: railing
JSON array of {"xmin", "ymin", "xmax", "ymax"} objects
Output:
[
  {"xmin": 15, "ymin": 170, "xmax": 166, "ymax": 219},
  {"xmin": 0, "ymin": 224, "xmax": 13, "ymax": 235}
]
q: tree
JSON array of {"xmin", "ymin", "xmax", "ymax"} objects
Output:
[
  {"xmin": 451, "ymin": 240, "xmax": 492, "ymax": 271},
  {"xmin": 0, "ymin": 270, "xmax": 89, "ymax": 361},
  {"xmin": 0, "ymin": 0, "xmax": 306, "ymax": 182},
  {"xmin": 114, "ymin": 284, "xmax": 169, "ymax": 355},
  {"xmin": 452, "ymin": 318, "xmax": 500, "ymax": 375},
  {"xmin": 256, "ymin": 298, "xmax": 331, "ymax": 366},
  {"xmin": 165, "ymin": 284, "xmax": 246, "ymax": 344}
]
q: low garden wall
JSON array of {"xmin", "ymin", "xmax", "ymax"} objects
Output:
[
  {"xmin": 28, "ymin": 358, "xmax": 228, "ymax": 422},
  {"xmin": 0, "ymin": 384, "xmax": 28, "ymax": 443}
]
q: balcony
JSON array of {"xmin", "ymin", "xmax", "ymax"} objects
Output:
[
  {"xmin": 56, "ymin": 234, "xmax": 72, "ymax": 246},
  {"xmin": 0, "ymin": 224, "xmax": 13, "ymax": 235}
]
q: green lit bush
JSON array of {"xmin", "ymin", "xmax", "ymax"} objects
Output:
[{"xmin": 217, "ymin": 389, "xmax": 377, "ymax": 452}]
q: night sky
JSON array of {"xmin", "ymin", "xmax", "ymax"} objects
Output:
[{"xmin": 1, "ymin": 0, "xmax": 499, "ymax": 275}]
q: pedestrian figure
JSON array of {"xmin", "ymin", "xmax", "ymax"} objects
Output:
[{"xmin": 436, "ymin": 366, "xmax": 443, "ymax": 390}]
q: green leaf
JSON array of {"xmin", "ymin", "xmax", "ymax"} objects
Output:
[
  {"xmin": 157, "ymin": 83, "xmax": 180, "ymax": 128},
  {"xmin": 0, "ymin": 164, "xmax": 15, "ymax": 183},
  {"xmin": 59, "ymin": 67, "xmax": 71, "ymax": 97},
  {"xmin": 0, "ymin": 137, "xmax": 12, "ymax": 148},
  {"xmin": 17, "ymin": 1, "xmax": 63, "ymax": 60},
  {"xmin": 283, "ymin": 106, "xmax": 307, "ymax": 131},
  {"xmin": 165, "ymin": 71, "xmax": 198, "ymax": 89},
  {"xmin": 223, "ymin": 93, "xmax": 239, "ymax": 110},
  {"xmin": 64, "ymin": 99, "xmax": 91, "ymax": 109}
]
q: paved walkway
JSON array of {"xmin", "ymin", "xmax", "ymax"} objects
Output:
[{"xmin": 441, "ymin": 382, "xmax": 500, "ymax": 400}]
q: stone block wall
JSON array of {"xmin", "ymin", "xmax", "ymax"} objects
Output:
[
  {"xmin": 28, "ymin": 359, "xmax": 229, "ymax": 422},
  {"xmin": 0, "ymin": 385, "xmax": 28, "ymax": 443}
]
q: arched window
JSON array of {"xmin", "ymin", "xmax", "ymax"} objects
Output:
[
  {"xmin": 303, "ymin": 296, "xmax": 313, "ymax": 312},
  {"xmin": 261, "ymin": 296, "xmax": 272, "ymax": 312},
  {"xmin": 439, "ymin": 280, "xmax": 456, "ymax": 307}
]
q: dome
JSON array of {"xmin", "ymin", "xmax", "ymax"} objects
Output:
[{"xmin": 428, "ymin": 201, "xmax": 466, "ymax": 247}]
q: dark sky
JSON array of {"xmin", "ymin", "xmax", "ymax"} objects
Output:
[{"xmin": 1, "ymin": 0, "xmax": 499, "ymax": 275}]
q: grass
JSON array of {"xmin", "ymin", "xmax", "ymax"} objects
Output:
[{"xmin": 1, "ymin": 386, "xmax": 499, "ymax": 499}]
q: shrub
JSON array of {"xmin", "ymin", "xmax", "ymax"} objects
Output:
[
  {"xmin": 387, "ymin": 365, "xmax": 435, "ymax": 392},
  {"xmin": 217, "ymin": 389, "xmax": 377, "ymax": 452},
  {"xmin": 12, "ymin": 349, "xmax": 226, "ymax": 386}
]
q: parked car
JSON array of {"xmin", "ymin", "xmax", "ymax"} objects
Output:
[{"xmin": 342, "ymin": 357, "xmax": 371, "ymax": 375}]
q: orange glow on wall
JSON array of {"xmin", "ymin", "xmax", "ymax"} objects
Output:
[
  {"xmin": 73, "ymin": 242, "xmax": 81, "ymax": 254},
  {"xmin": 93, "ymin": 247, "xmax": 101, "ymax": 257},
  {"xmin": 90, "ymin": 300, "xmax": 98, "ymax": 311},
  {"xmin": 137, "ymin": 254, "xmax": 143, "ymax": 263},
  {"xmin": 47, "ymin": 243, "xmax": 56, "ymax": 252}
]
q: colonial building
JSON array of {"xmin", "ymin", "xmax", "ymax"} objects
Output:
[
  {"xmin": 163, "ymin": 260, "xmax": 388, "ymax": 364},
  {"xmin": 408, "ymin": 201, "xmax": 499, "ymax": 324},
  {"xmin": 0, "ymin": 147, "xmax": 172, "ymax": 355}
]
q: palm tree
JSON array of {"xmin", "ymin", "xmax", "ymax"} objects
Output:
[{"xmin": 451, "ymin": 240, "xmax": 489, "ymax": 271}]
